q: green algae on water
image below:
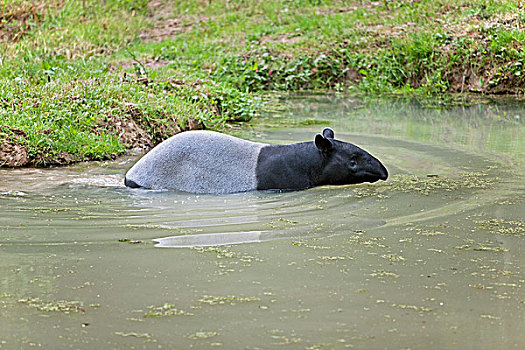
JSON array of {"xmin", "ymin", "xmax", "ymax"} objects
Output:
[
  {"xmin": 27, "ymin": 207, "xmax": 79, "ymax": 213},
  {"xmin": 370, "ymin": 270, "xmax": 399, "ymax": 278},
  {"xmin": 391, "ymin": 303, "xmax": 432, "ymax": 313},
  {"xmin": 114, "ymin": 332, "xmax": 152, "ymax": 338},
  {"xmin": 405, "ymin": 226, "xmax": 446, "ymax": 236},
  {"xmin": 144, "ymin": 303, "xmax": 194, "ymax": 318},
  {"xmin": 18, "ymin": 297, "xmax": 85, "ymax": 313},
  {"xmin": 475, "ymin": 219, "xmax": 525, "ymax": 236},
  {"xmin": 381, "ymin": 253, "xmax": 406, "ymax": 262},
  {"xmin": 198, "ymin": 295, "xmax": 260, "ymax": 306},
  {"xmin": 347, "ymin": 172, "xmax": 495, "ymax": 198},
  {"xmin": 187, "ymin": 331, "xmax": 219, "ymax": 340},
  {"xmin": 388, "ymin": 172, "xmax": 494, "ymax": 195},
  {"xmin": 473, "ymin": 245, "xmax": 509, "ymax": 252}
]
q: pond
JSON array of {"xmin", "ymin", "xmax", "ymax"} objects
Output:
[{"xmin": 1, "ymin": 95, "xmax": 524, "ymax": 349}]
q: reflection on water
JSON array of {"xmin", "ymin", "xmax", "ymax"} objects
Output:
[
  {"xmin": 254, "ymin": 94, "xmax": 525, "ymax": 164},
  {"xmin": 154, "ymin": 231, "xmax": 265, "ymax": 247},
  {"xmin": 0, "ymin": 95, "xmax": 523, "ymax": 349}
]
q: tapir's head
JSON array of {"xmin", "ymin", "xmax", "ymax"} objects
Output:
[{"xmin": 315, "ymin": 128, "xmax": 388, "ymax": 185}]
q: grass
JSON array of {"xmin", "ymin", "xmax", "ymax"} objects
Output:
[{"xmin": 1, "ymin": 0, "xmax": 525, "ymax": 166}]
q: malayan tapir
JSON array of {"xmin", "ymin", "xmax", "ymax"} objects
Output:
[{"xmin": 124, "ymin": 128, "xmax": 388, "ymax": 194}]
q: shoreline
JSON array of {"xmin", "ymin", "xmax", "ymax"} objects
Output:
[{"xmin": 2, "ymin": 0, "xmax": 525, "ymax": 167}]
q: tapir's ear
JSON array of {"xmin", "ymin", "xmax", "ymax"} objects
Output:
[
  {"xmin": 322, "ymin": 128, "xmax": 334, "ymax": 139},
  {"xmin": 315, "ymin": 133, "xmax": 334, "ymax": 153}
]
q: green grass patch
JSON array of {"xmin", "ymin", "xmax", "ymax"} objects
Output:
[{"xmin": 2, "ymin": 0, "xmax": 525, "ymax": 166}]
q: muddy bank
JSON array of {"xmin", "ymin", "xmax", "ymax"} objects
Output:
[{"xmin": 0, "ymin": 116, "xmax": 202, "ymax": 168}]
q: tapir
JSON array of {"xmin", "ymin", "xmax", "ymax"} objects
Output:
[{"xmin": 124, "ymin": 128, "xmax": 388, "ymax": 194}]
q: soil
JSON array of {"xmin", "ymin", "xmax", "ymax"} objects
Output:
[
  {"xmin": 97, "ymin": 105, "xmax": 203, "ymax": 154},
  {"xmin": 0, "ymin": 126, "xmax": 79, "ymax": 167},
  {"xmin": 0, "ymin": 127, "xmax": 29, "ymax": 167},
  {"xmin": 0, "ymin": 113, "xmax": 202, "ymax": 168}
]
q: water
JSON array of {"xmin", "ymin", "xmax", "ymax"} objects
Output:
[{"xmin": 0, "ymin": 95, "xmax": 523, "ymax": 349}]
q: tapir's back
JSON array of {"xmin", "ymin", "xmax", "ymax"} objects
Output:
[{"xmin": 125, "ymin": 131, "xmax": 265, "ymax": 194}]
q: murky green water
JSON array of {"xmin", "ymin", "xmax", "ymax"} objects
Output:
[{"xmin": 1, "ymin": 95, "xmax": 524, "ymax": 349}]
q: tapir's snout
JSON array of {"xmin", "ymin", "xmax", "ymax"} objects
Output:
[
  {"xmin": 364, "ymin": 156, "xmax": 388, "ymax": 183},
  {"xmin": 378, "ymin": 162, "xmax": 388, "ymax": 181}
]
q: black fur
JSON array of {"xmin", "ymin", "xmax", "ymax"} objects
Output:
[
  {"xmin": 255, "ymin": 128, "xmax": 388, "ymax": 191},
  {"xmin": 124, "ymin": 177, "xmax": 141, "ymax": 188}
]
